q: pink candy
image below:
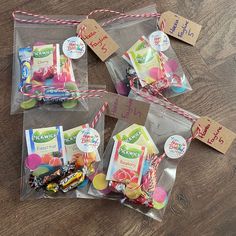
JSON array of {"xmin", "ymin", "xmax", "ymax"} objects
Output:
[
  {"xmin": 149, "ymin": 67, "xmax": 163, "ymax": 81},
  {"xmin": 153, "ymin": 186, "xmax": 167, "ymax": 203},
  {"xmin": 25, "ymin": 153, "xmax": 42, "ymax": 171}
]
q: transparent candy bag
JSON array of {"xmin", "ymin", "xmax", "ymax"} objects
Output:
[
  {"xmin": 103, "ymin": 5, "xmax": 192, "ymax": 98},
  {"xmin": 11, "ymin": 13, "xmax": 88, "ymax": 114},
  {"xmin": 89, "ymin": 93, "xmax": 198, "ymax": 221},
  {"xmin": 21, "ymin": 99, "xmax": 105, "ymax": 200}
]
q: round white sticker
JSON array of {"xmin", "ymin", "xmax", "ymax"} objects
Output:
[
  {"xmin": 149, "ymin": 31, "xmax": 170, "ymax": 52},
  {"xmin": 62, "ymin": 36, "xmax": 85, "ymax": 59},
  {"xmin": 76, "ymin": 127, "xmax": 100, "ymax": 153},
  {"xmin": 164, "ymin": 135, "xmax": 187, "ymax": 159}
]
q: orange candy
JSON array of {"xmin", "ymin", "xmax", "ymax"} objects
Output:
[
  {"xmin": 72, "ymin": 152, "xmax": 96, "ymax": 167},
  {"xmin": 49, "ymin": 157, "xmax": 62, "ymax": 166},
  {"xmin": 41, "ymin": 153, "xmax": 53, "ymax": 164}
]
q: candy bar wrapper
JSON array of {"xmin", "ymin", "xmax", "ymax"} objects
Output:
[
  {"xmin": 20, "ymin": 99, "xmax": 105, "ymax": 200},
  {"xmin": 89, "ymin": 92, "xmax": 198, "ymax": 221},
  {"xmin": 11, "ymin": 14, "xmax": 88, "ymax": 114},
  {"xmin": 103, "ymin": 4, "xmax": 192, "ymax": 97}
]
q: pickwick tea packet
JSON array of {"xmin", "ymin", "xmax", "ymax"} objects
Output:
[
  {"xmin": 102, "ymin": 4, "xmax": 192, "ymax": 98},
  {"xmin": 89, "ymin": 93, "xmax": 199, "ymax": 221},
  {"xmin": 21, "ymin": 99, "xmax": 105, "ymax": 200},
  {"xmin": 11, "ymin": 13, "xmax": 89, "ymax": 114}
]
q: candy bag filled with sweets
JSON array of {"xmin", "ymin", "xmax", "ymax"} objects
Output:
[
  {"xmin": 11, "ymin": 12, "xmax": 89, "ymax": 114},
  {"xmin": 20, "ymin": 99, "xmax": 106, "ymax": 200},
  {"xmin": 89, "ymin": 92, "xmax": 199, "ymax": 221},
  {"xmin": 103, "ymin": 4, "xmax": 192, "ymax": 98}
]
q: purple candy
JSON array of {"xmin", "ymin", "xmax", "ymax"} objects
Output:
[{"xmin": 115, "ymin": 82, "xmax": 130, "ymax": 96}]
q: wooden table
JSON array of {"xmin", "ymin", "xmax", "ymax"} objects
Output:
[{"xmin": 0, "ymin": 0, "xmax": 235, "ymax": 235}]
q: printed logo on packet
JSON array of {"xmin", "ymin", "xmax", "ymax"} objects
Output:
[
  {"xmin": 118, "ymin": 144, "xmax": 143, "ymax": 159},
  {"xmin": 33, "ymin": 47, "xmax": 54, "ymax": 58},
  {"xmin": 32, "ymin": 129, "xmax": 58, "ymax": 143}
]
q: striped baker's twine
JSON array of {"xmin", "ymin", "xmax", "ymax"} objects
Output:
[
  {"xmin": 82, "ymin": 102, "xmax": 108, "ymax": 169},
  {"xmin": 90, "ymin": 102, "xmax": 108, "ymax": 128},
  {"xmin": 12, "ymin": 9, "xmax": 161, "ymax": 26},
  {"xmin": 20, "ymin": 83, "xmax": 107, "ymax": 101},
  {"xmin": 12, "ymin": 10, "xmax": 81, "ymax": 25},
  {"xmin": 144, "ymin": 125, "xmax": 202, "ymax": 197},
  {"xmin": 129, "ymin": 79, "xmax": 197, "ymax": 123},
  {"xmin": 77, "ymin": 9, "xmax": 160, "ymax": 37}
]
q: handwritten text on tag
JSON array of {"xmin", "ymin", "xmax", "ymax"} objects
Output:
[
  {"xmin": 102, "ymin": 93, "xmax": 150, "ymax": 125},
  {"xmin": 77, "ymin": 19, "xmax": 119, "ymax": 61},
  {"xmin": 192, "ymin": 116, "xmax": 235, "ymax": 154},
  {"xmin": 159, "ymin": 11, "xmax": 202, "ymax": 46}
]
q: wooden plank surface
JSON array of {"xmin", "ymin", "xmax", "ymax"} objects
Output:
[{"xmin": 0, "ymin": 0, "xmax": 235, "ymax": 235}]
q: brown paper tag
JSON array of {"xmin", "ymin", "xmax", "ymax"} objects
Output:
[
  {"xmin": 159, "ymin": 11, "xmax": 202, "ymax": 45},
  {"xmin": 102, "ymin": 92, "xmax": 150, "ymax": 125},
  {"xmin": 192, "ymin": 116, "xmax": 236, "ymax": 154},
  {"xmin": 77, "ymin": 19, "xmax": 119, "ymax": 61}
]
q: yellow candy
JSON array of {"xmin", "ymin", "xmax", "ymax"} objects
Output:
[
  {"xmin": 124, "ymin": 182, "xmax": 142, "ymax": 200},
  {"xmin": 92, "ymin": 173, "xmax": 108, "ymax": 191},
  {"xmin": 153, "ymin": 199, "xmax": 168, "ymax": 210}
]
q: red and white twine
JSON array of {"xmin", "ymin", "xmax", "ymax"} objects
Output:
[
  {"xmin": 12, "ymin": 9, "xmax": 160, "ymax": 26},
  {"xmin": 90, "ymin": 102, "xmax": 108, "ymax": 128}
]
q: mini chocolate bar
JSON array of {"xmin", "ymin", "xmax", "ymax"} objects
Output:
[{"xmin": 59, "ymin": 170, "xmax": 85, "ymax": 193}]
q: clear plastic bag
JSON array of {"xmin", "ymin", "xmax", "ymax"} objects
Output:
[
  {"xmin": 20, "ymin": 99, "xmax": 105, "ymax": 200},
  {"xmin": 89, "ymin": 92, "xmax": 198, "ymax": 221},
  {"xmin": 11, "ymin": 13, "xmax": 88, "ymax": 114},
  {"xmin": 103, "ymin": 5, "xmax": 192, "ymax": 98}
]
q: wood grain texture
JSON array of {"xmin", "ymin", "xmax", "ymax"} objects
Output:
[{"xmin": 0, "ymin": 0, "xmax": 235, "ymax": 235}]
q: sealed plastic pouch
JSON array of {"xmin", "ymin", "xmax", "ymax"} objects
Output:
[
  {"xmin": 21, "ymin": 99, "xmax": 105, "ymax": 200},
  {"xmin": 12, "ymin": 13, "xmax": 88, "ymax": 114},
  {"xmin": 103, "ymin": 5, "xmax": 192, "ymax": 98},
  {"xmin": 89, "ymin": 93, "xmax": 198, "ymax": 221}
]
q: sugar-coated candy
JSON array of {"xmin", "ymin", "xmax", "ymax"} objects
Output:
[
  {"xmin": 153, "ymin": 187, "xmax": 167, "ymax": 203},
  {"xmin": 32, "ymin": 166, "xmax": 51, "ymax": 177},
  {"xmin": 153, "ymin": 197, "xmax": 168, "ymax": 210},
  {"xmin": 41, "ymin": 154, "xmax": 53, "ymax": 164},
  {"xmin": 124, "ymin": 182, "xmax": 143, "ymax": 200},
  {"xmin": 25, "ymin": 154, "xmax": 42, "ymax": 171},
  {"xmin": 20, "ymin": 98, "xmax": 37, "ymax": 110},
  {"xmin": 92, "ymin": 173, "xmax": 108, "ymax": 191},
  {"xmin": 77, "ymin": 178, "xmax": 89, "ymax": 189}
]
